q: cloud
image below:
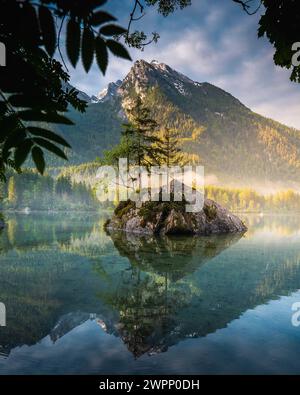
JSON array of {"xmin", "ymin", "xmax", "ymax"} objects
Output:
[{"xmin": 68, "ymin": 0, "xmax": 300, "ymax": 129}]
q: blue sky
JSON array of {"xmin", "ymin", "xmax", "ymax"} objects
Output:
[{"xmin": 66, "ymin": 0, "xmax": 300, "ymax": 129}]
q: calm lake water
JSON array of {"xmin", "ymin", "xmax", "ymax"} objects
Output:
[{"xmin": 1, "ymin": 212, "xmax": 300, "ymax": 374}]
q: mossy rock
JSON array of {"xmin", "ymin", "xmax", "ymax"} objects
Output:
[
  {"xmin": 114, "ymin": 200, "xmax": 135, "ymax": 218},
  {"xmin": 105, "ymin": 198, "xmax": 247, "ymax": 236},
  {"xmin": 138, "ymin": 201, "xmax": 187, "ymax": 229},
  {"xmin": 203, "ymin": 203, "xmax": 217, "ymax": 222}
]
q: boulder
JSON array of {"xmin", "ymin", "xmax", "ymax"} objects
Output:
[{"xmin": 105, "ymin": 199, "xmax": 247, "ymax": 236}]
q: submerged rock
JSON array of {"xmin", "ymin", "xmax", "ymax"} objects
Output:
[{"xmin": 105, "ymin": 199, "xmax": 247, "ymax": 236}]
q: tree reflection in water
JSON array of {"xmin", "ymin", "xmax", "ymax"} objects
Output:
[
  {"xmin": 2, "ymin": 213, "xmax": 300, "ymax": 362},
  {"xmin": 98, "ymin": 231, "xmax": 244, "ymax": 357}
]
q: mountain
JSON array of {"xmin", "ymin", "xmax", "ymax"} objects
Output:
[
  {"xmin": 62, "ymin": 81, "xmax": 93, "ymax": 104},
  {"xmin": 97, "ymin": 80, "xmax": 122, "ymax": 102},
  {"xmin": 53, "ymin": 59, "xmax": 300, "ymax": 189}
]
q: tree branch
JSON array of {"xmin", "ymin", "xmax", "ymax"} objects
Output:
[
  {"xmin": 232, "ymin": 0, "xmax": 262, "ymax": 16},
  {"xmin": 57, "ymin": 14, "xmax": 69, "ymax": 72}
]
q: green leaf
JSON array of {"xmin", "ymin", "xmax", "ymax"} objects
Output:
[
  {"xmin": 0, "ymin": 101, "xmax": 7, "ymax": 115},
  {"xmin": 82, "ymin": 28, "xmax": 95, "ymax": 72},
  {"xmin": 3, "ymin": 129, "xmax": 27, "ymax": 159},
  {"xmin": 0, "ymin": 115, "xmax": 19, "ymax": 142},
  {"xmin": 33, "ymin": 138, "xmax": 68, "ymax": 160},
  {"xmin": 66, "ymin": 19, "xmax": 81, "ymax": 67},
  {"xmin": 14, "ymin": 139, "xmax": 33, "ymax": 168},
  {"xmin": 27, "ymin": 127, "xmax": 71, "ymax": 148},
  {"xmin": 32, "ymin": 146, "xmax": 45, "ymax": 174},
  {"xmin": 23, "ymin": 4, "xmax": 40, "ymax": 47},
  {"xmin": 100, "ymin": 24, "xmax": 127, "ymax": 36},
  {"xmin": 90, "ymin": 0, "xmax": 108, "ymax": 7},
  {"xmin": 39, "ymin": 6, "xmax": 56, "ymax": 57},
  {"xmin": 9, "ymin": 94, "xmax": 52, "ymax": 109},
  {"xmin": 91, "ymin": 11, "xmax": 116, "ymax": 26},
  {"xmin": 18, "ymin": 110, "xmax": 74, "ymax": 125},
  {"xmin": 95, "ymin": 37, "xmax": 108, "ymax": 74},
  {"xmin": 106, "ymin": 40, "xmax": 132, "ymax": 60}
]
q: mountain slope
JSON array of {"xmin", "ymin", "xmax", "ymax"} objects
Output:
[
  {"xmin": 41, "ymin": 99, "xmax": 123, "ymax": 167},
  {"xmin": 119, "ymin": 60, "xmax": 300, "ymax": 186},
  {"xmin": 54, "ymin": 59, "xmax": 300, "ymax": 188}
]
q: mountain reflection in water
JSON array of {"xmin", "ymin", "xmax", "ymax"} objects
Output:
[{"xmin": 1, "ymin": 212, "xmax": 300, "ymax": 374}]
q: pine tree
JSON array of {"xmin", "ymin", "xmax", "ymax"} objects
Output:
[
  {"xmin": 100, "ymin": 97, "xmax": 163, "ymax": 197},
  {"xmin": 101, "ymin": 126, "xmax": 135, "ymax": 168},
  {"xmin": 156, "ymin": 128, "xmax": 184, "ymax": 168},
  {"xmin": 125, "ymin": 96, "xmax": 162, "ymax": 170},
  {"xmin": 101, "ymin": 96, "xmax": 162, "ymax": 170},
  {"xmin": 152, "ymin": 128, "xmax": 185, "ymax": 195}
]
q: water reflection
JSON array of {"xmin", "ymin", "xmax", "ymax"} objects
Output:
[
  {"xmin": 241, "ymin": 213, "xmax": 300, "ymax": 237},
  {"xmin": 1, "ymin": 213, "xmax": 300, "ymax": 373},
  {"xmin": 107, "ymin": 231, "xmax": 244, "ymax": 280},
  {"xmin": 100, "ymin": 231, "xmax": 245, "ymax": 357}
]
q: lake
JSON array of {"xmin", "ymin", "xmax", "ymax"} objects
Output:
[{"xmin": 1, "ymin": 212, "xmax": 300, "ymax": 374}]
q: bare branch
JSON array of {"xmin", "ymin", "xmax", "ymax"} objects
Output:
[
  {"xmin": 125, "ymin": 0, "xmax": 159, "ymax": 49},
  {"xmin": 232, "ymin": 0, "xmax": 262, "ymax": 16},
  {"xmin": 57, "ymin": 14, "xmax": 69, "ymax": 72},
  {"xmin": 127, "ymin": 0, "xmax": 143, "ymax": 40}
]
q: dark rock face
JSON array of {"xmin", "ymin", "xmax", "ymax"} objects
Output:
[
  {"xmin": 105, "ymin": 199, "xmax": 247, "ymax": 236},
  {"xmin": 0, "ymin": 219, "xmax": 4, "ymax": 229}
]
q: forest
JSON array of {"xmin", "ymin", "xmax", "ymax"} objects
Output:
[
  {"xmin": 0, "ymin": 170, "xmax": 98, "ymax": 212},
  {"xmin": 205, "ymin": 186, "xmax": 300, "ymax": 213},
  {"xmin": 1, "ymin": 167, "xmax": 300, "ymax": 214}
]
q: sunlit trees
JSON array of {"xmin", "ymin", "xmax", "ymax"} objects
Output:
[
  {"xmin": 7, "ymin": 176, "xmax": 17, "ymax": 207},
  {"xmin": 205, "ymin": 186, "xmax": 300, "ymax": 213},
  {"xmin": 155, "ymin": 128, "xmax": 184, "ymax": 168}
]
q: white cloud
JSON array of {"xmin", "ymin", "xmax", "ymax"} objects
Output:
[{"xmin": 68, "ymin": 0, "xmax": 300, "ymax": 129}]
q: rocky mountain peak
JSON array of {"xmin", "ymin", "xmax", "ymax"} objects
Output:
[
  {"xmin": 97, "ymin": 79, "xmax": 122, "ymax": 102},
  {"xmin": 119, "ymin": 59, "xmax": 205, "ymax": 100},
  {"xmin": 81, "ymin": 59, "xmax": 245, "ymax": 111},
  {"xmin": 51, "ymin": 59, "xmax": 300, "ymax": 186}
]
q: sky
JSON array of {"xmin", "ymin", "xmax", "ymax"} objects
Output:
[{"xmin": 66, "ymin": 0, "xmax": 300, "ymax": 129}]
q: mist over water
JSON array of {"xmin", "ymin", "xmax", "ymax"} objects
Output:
[{"xmin": 1, "ymin": 212, "xmax": 300, "ymax": 374}]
